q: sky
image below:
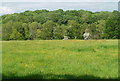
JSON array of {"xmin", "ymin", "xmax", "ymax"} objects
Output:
[
  {"xmin": 1, "ymin": 0, "xmax": 119, "ymax": 2},
  {"xmin": 0, "ymin": 0, "xmax": 119, "ymax": 15}
]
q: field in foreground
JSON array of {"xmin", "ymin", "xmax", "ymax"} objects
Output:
[{"xmin": 2, "ymin": 40, "xmax": 118, "ymax": 79}]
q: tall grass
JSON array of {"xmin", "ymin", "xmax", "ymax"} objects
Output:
[{"xmin": 2, "ymin": 40, "xmax": 118, "ymax": 79}]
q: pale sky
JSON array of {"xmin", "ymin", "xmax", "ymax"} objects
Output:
[
  {"xmin": 0, "ymin": 1, "xmax": 119, "ymax": 15},
  {"xmin": 1, "ymin": 0, "xmax": 120, "ymax": 2}
]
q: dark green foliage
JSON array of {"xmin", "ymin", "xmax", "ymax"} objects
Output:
[
  {"xmin": 53, "ymin": 25, "xmax": 67, "ymax": 39},
  {"xmin": 39, "ymin": 21, "xmax": 56, "ymax": 40},
  {"xmin": 2, "ymin": 21, "xmax": 13, "ymax": 40},
  {"xmin": 1, "ymin": 9, "xmax": 120, "ymax": 40},
  {"xmin": 104, "ymin": 11, "xmax": 120, "ymax": 39}
]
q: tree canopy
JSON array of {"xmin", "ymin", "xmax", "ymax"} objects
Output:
[{"xmin": 1, "ymin": 9, "xmax": 120, "ymax": 40}]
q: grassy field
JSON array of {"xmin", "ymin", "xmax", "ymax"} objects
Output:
[{"xmin": 2, "ymin": 40, "xmax": 118, "ymax": 79}]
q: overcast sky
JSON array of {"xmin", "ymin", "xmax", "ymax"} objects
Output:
[
  {"xmin": 0, "ymin": 1, "xmax": 119, "ymax": 15},
  {"xmin": 1, "ymin": 0, "xmax": 119, "ymax": 2}
]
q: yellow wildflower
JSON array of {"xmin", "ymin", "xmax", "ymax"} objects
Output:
[{"xmin": 25, "ymin": 64, "xmax": 28, "ymax": 67}]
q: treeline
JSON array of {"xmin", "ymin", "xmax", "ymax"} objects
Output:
[{"xmin": 1, "ymin": 9, "xmax": 120, "ymax": 40}]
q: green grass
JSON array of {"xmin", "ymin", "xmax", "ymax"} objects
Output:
[{"xmin": 2, "ymin": 40, "xmax": 118, "ymax": 79}]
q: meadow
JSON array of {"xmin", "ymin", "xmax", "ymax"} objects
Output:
[{"xmin": 2, "ymin": 40, "xmax": 118, "ymax": 79}]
